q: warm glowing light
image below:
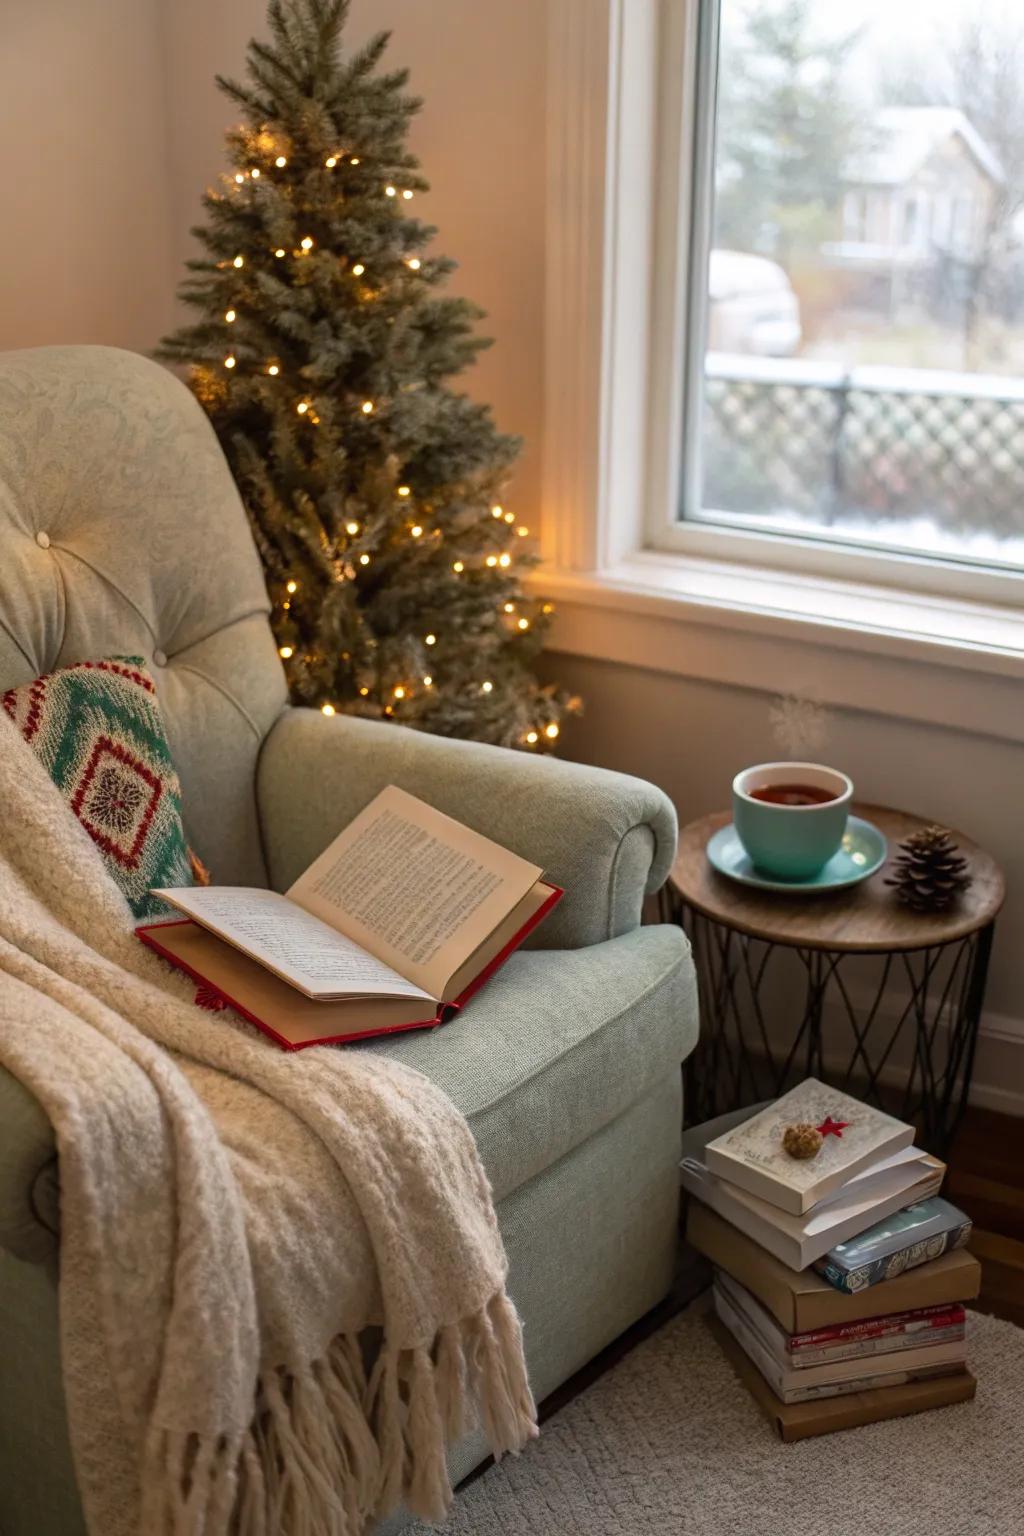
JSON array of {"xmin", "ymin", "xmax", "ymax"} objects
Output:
[
  {"xmin": 224, "ymin": 355, "xmax": 237, "ymax": 369},
  {"xmin": 325, "ymin": 156, "xmax": 338, "ymax": 168},
  {"xmin": 452, "ymin": 560, "xmax": 464, "ymax": 573},
  {"xmin": 267, "ymin": 363, "xmax": 280, "ymax": 376},
  {"xmin": 350, "ymin": 156, "xmax": 360, "ymax": 165},
  {"xmin": 517, "ymin": 525, "xmax": 529, "ymax": 537},
  {"xmin": 491, "ymin": 505, "xmax": 503, "ymax": 518},
  {"xmin": 345, "ymin": 520, "xmax": 360, "ymax": 535},
  {"xmin": 351, "ymin": 262, "xmax": 365, "ymax": 276},
  {"xmin": 485, "ymin": 555, "xmax": 498, "ymax": 568},
  {"xmin": 503, "ymin": 602, "xmax": 515, "ymax": 613},
  {"xmin": 234, "ymin": 173, "xmax": 245, "ymax": 184},
  {"xmin": 503, "ymin": 510, "xmax": 515, "ymax": 523},
  {"xmin": 393, "ymin": 686, "xmax": 406, "ymax": 699},
  {"xmin": 300, "ymin": 236, "xmax": 314, "ymax": 251},
  {"xmin": 361, "ymin": 400, "xmax": 374, "ymax": 414},
  {"xmin": 545, "ymin": 723, "xmax": 559, "ymax": 740},
  {"xmin": 250, "ymin": 168, "xmax": 261, "ymax": 179},
  {"xmin": 385, "ymin": 184, "xmax": 397, "ymax": 197},
  {"xmin": 402, "ymin": 190, "xmax": 413, "ymax": 200},
  {"xmin": 397, "ymin": 485, "xmax": 411, "ymax": 497},
  {"xmin": 425, "ymin": 633, "xmax": 437, "ymax": 645},
  {"xmin": 359, "ymin": 553, "xmax": 371, "ymax": 565},
  {"xmin": 408, "ymin": 526, "xmax": 423, "ymax": 540},
  {"xmin": 233, "ymin": 255, "xmax": 244, "ymax": 268},
  {"xmin": 225, "ymin": 309, "xmax": 236, "ymax": 322},
  {"xmin": 279, "ymin": 645, "xmax": 294, "ymax": 659},
  {"xmin": 481, "ymin": 681, "xmax": 493, "ymax": 693},
  {"xmin": 517, "ymin": 617, "xmax": 530, "ymax": 630},
  {"xmin": 423, "ymin": 675, "xmax": 432, "ymax": 686},
  {"xmin": 286, "ymin": 580, "xmax": 298, "ymax": 593},
  {"xmin": 542, "ymin": 602, "xmax": 554, "ymax": 613},
  {"xmin": 274, "ymin": 247, "xmax": 286, "ymax": 258},
  {"xmin": 296, "ymin": 400, "xmax": 309, "ymax": 414},
  {"xmin": 321, "ymin": 703, "xmax": 336, "ymax": 717},
  {"xmin": 275, "ymin": 155, "xmax": 287, "ymax": 167},
  {"xmin": 359, "ymin": 686, "xmax": 369, "ymax": 696},
  {"xmin": 406, "ymin": 257, "xmax": 421, "ymax": 270},
  {"xmin": 498, "ymin": 553, "xmax": 511, "ymax": 567},
  {"xmin": 526, "ymin": 730, "xmax": 539, "ymax": 744}
]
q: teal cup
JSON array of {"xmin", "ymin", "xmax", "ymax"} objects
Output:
[{"xmin": 732, "ymin": 762, "xmax": 853, "ymax": 881}]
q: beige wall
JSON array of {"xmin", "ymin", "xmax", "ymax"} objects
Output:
[
  {"xmin": 0, "ymin": 0, "xmax": 176, "ymax": 351},
  {"xmin": 2, "ymin": 0, "xmax": 547, "ymax": 519}
]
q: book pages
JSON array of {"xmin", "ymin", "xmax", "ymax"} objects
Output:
[
  {"xmin": 289, "ymin": 785, "xmax": 542, "ymax": 998},
  {"xmin": 150, "ymin": 886, "xmax": 432, "ymax": 1001}
]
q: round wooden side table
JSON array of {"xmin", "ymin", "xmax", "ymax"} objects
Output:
[{"xmin": 661, "ymin": 803, "xmax": 1004, "ymax": 1154}]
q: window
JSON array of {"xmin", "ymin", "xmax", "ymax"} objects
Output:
[{"xmin": 666, "ymin": 0, "xmax": 1024, "ymax": 579}]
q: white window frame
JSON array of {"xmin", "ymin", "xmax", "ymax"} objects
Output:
[{"xmin": 539, "ymin": 0, "xmax": 1024, "ymax": 686}]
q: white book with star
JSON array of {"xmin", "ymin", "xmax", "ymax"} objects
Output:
[{"xmin": 704, "ymin": 1079, "xmax": 915, "ymax": 1216}]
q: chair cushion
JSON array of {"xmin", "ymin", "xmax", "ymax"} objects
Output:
[
  {"xmin": 355, "ymin": 923, "xmax": 696, "ymax": 1202},
  {"xmin": 2, "ymin": 657, "xmax": 194, "ymax": 919}
]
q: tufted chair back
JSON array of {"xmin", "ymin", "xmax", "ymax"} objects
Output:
[{"xmin": 0, "ymin": 346, "xmax": 288, "ymax": 884}]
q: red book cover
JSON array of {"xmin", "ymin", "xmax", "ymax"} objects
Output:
[
  {"xmin": 789, "ymin": 1303, "xmax": 966, "ymax": 1353},
  {"xmin": 137, "ymin": 882, "xmax": 562, "ymax": 1051}
]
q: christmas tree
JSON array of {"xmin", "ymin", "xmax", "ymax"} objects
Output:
[{"xmin": 157, "ymin": 0, "xmax": 576, "ymax": 749}]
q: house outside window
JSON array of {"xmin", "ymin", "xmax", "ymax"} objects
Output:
[{"xmin": 674, "ymin": 0, "xmax": 1024, "ymax": 577}]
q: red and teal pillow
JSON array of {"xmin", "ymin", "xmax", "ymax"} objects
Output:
[{"xmin": 2, "ymin": 656, "xmax": 198, "ymax": 920}]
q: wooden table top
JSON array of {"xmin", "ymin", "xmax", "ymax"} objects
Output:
[{"xmin": 669, "ymin": 803, "xmax": 1004, "ymax": 953}]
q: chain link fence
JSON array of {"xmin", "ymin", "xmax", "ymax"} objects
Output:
[{"xmin": 702, "ymin": 352, "xmax": 1024, "ymax": 541}]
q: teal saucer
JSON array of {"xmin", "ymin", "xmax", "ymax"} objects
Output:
[{"xmin": 707, "ymin": 815, "xmax": 887, "ymax": 894}]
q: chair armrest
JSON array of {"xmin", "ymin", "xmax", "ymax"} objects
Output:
[
  {"xmin": 256, "ymin": 708, "xmax": 677, "ymax": 948},
  {"xmin": 0, "ymin": 1066, "xmax": 59, "ymax": 1263}
]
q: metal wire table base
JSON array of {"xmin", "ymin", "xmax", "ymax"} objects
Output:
[{"xmin": 661, "ymin": 885, "xmax": 995, "ymax": 1156}]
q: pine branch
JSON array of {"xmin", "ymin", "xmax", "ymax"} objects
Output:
[{"xmin": 214, "ymin": 74, "xmax": 275, "ymax": 119}]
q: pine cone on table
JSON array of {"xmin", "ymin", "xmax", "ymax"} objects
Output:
[{"xmin": 885, "ymin": 825, "xmax": 973, "ymax": 913}]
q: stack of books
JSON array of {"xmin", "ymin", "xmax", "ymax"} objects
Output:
[{"xmin": 682, "ymin": 1079, "xmax": 981, "ymax": 1441}]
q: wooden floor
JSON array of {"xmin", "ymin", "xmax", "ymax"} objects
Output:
[{"xmin": 945, "ymin": 1105, "xmax": 1024, "ymax": 1327}]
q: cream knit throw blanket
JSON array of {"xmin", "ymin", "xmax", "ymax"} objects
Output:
[{"xmin": 0, "ymin": 716, "xmax": 536, "ymax": 1536}]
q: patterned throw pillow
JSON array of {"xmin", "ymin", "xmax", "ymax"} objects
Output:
[{"xmin": 2, "ymin": 656, "xmax": 194, "ymax": 919}]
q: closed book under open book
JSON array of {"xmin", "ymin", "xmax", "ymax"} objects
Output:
[{"xmin": 137, "ymin": 785, "xmax": 562, "ymax": 1049}]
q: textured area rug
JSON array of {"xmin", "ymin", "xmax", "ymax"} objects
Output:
[{"xmin": 412, "ymin": 1302, "xmax": 1023, "ymax": 1536}]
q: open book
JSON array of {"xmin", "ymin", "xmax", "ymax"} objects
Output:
[{"xmin": 136, "ymin": 785, "xmax": 562, "ymax": 1050}]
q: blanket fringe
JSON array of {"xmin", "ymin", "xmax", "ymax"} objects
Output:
[{"xmin": 144, "ymin": 1291, "xmax": 536, "ymax": 1534}]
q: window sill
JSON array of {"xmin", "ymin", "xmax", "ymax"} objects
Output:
[{"xmin": 531, "ymin": 551, "xmax": 1024, "ymax": 745}]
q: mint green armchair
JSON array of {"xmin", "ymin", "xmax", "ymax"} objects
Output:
[{"xmin": 0, "ymin": 346, "xmax": 699, "ymax": 1535}]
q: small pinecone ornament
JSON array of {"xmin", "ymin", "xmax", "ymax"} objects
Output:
[
  {"xmin": 783, "ymin": 1123, "xmax": 823, "ymax": 1160},
  {"xmin": 886, "ymin": 824, "xmax": 972, "ymax": 913}
]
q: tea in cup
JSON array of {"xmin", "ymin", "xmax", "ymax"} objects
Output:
[{"xmin": 732, "ymin": 762, "xmax": 853, "ymax": 880}]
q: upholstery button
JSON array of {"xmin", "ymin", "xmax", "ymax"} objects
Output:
[
  {"xmin": 35, "ymin": 530, "xmax": 51, "ymax": 549},
  {"xmin": 153, "ymin": 649, "xmax": 168, "ymax": 668}
]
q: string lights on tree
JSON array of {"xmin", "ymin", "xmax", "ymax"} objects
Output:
[{"xmin": 156, "ymin": 0, "xmax": 578, "ymax": 749}]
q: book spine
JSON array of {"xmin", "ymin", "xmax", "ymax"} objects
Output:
[
  {"xmin": 788, "ymin": 1321, "xmax": 966, "ymax": 1368},
  {"xmin": 780, "ymin": 1361, "xmax": 966, "ymax": 1405},
  {"xmin": 713, "ymin": 1287, "xmax": 965, "ymax": 1405},
  {"xmin": 816, "ymin": 1222, "xmax": 972, "ymax": 1294},
  {"xmin": 789, "ymin": 1303, "xmax": 964, "ymax": 1350}
]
